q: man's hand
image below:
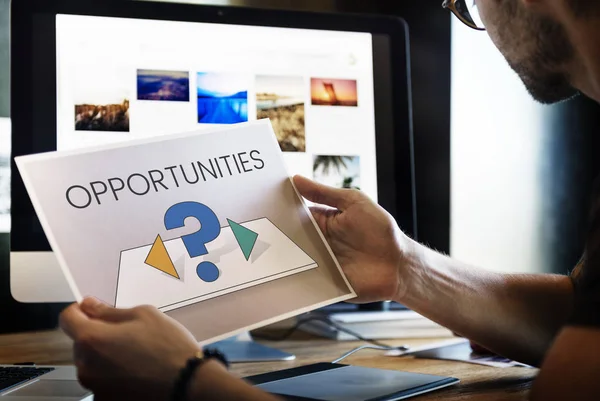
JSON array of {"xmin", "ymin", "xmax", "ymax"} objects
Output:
[
  {"xmin": 293, "ymin": 175, "xmax": 412, "ymax": 303},
  {"xmin": 60, "ymin": 298, "xmax": 280, "ymax": 401},
  {"xmin": 60, "ymin": 298, "xmax": 210, "ymax": 401}
]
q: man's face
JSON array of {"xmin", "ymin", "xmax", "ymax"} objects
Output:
[{"xmin": 475, "ymin": 0, "xmax": 579, "ymax": 104}]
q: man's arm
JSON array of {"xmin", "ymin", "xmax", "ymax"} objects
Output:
[
  {"xmin": 292, "ymin": 175, "xmax": 575, "ymax": 368},
  {"xmin": 530, "ymin": 326, "xmax": 600, "ymax": 400},
  {"xmin": 400, "ymin": 244, "xmax": 574, "ymax": 367}
]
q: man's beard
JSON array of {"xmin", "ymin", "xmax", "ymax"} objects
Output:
[
  {"xmin": 505, "ymin": 11, "xmax": 579, "ymax": 104},
  {"xmin": 509, "ymin": 60, "xmax": 578, "ymax": 104}
]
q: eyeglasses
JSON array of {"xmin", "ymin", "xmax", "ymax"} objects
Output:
[{"xmin": 442, "ymin": 0, "xmax": 486, "ymax": 31}]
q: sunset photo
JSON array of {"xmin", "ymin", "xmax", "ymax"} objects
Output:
[{"xmin": 310, "ymin": 78, "xmax": 358, "ymax": 107}]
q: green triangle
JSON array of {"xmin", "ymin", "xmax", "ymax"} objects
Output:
[{"xmin": 227, "ymin": 219, "xmax": 258, "ymax": 261}]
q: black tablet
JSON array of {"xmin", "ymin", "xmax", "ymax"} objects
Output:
[{"xmin": 245, "ymin": 363, "xmax": 459, "ymax": 401}]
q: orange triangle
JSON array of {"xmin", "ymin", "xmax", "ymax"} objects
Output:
[{"xmin": 144, "ymin": 234, "xmax": 180, "ymax": 279}]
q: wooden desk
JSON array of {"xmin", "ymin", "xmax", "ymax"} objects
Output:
[{"xmin": 0, "ymin": 329, "xmax": 537, "ymax": 400}]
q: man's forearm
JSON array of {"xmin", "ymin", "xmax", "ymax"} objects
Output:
[{"xmin": 398, "ymin": 240, "xmax": 574, "ymax": 366}]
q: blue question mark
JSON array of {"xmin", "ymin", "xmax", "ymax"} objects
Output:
[{"xmin": 164, "ymin": 201, "xmax": 221, "ymax": 282}]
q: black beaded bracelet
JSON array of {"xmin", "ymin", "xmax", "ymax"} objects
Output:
[{"xmin": 171, "ymin": 348, "xmax": 229, "ymax": 401}]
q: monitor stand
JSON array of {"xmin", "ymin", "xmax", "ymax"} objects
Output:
[
  {"xmin": 324, "ymin": 300, "xmax": 406, "ymax": 313},
  {"xmin": 207, "ymin": 331, "xmax": 295, "ymax": 363},
  {"xmin": 297, "ymin": 301, "xmax": 447, "ymax": 340},
  {"xmin": 358, "ymin": 301, "xmax": 394, "ymax": 312}
]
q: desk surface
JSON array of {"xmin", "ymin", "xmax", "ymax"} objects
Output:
[{"xmin": 0, "ymin": 329, "xmax": 537, "ymax": 400}]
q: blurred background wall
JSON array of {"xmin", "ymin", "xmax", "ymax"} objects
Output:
[
  {"xmin": 450, "ymin": 18, "xmax": 600, "ymax": 274},
  {"xmin": 0, "ymin": 0, "xmax": 599, "ymax": 332}
]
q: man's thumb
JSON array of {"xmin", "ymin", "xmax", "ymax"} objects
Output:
[
  {"xmin": 292, "ymin": 175, "xmax": 354, "ymax": 210},
  {"xmin": 80, "ymin": 297, "xmax": 137, "ymax": 323}
]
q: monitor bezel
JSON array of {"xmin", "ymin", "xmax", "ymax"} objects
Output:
[{"xmin": 10, "ymin": 0, "xmax": 416, "ymax": 255}]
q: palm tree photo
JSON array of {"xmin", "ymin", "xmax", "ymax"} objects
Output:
[
  {"xmin": 313, "ymin": 155, "xmax": 353, "ymax": 174},
  {"xmin": 313, "ymin": 155, "xmax": 360, "ymax": 190}
]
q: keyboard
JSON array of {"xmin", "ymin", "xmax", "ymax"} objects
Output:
[{"xmin": 0, "ymin": 366, "xmax": 55, "ymax": 393}]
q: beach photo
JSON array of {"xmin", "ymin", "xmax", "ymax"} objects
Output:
[
  {"xmin": 311, "ymin": 78, "xmax": 358, "ymax": 107},
  {"xmin": 256, "ymin": 75, "xmax": 305, "ymax": 152},
  {"xmin": 197, "ymin": 73, "xmax": 248, "ymax": 124},
  {"xmin": 137, "ymin": 69, "xmax": 190, "ymax": 101},
  {"xmin": 313, "ymin": 155, "xmax": 360, "ymax": 189},
  {"xmin": 74, "ymin": 68, "xmax": 130, "ymax": 132}
]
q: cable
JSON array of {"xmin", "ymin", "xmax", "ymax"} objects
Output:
[
  {"xmin": 331, "ymin": 345, "xmax": 395, "ymax": 364},
  {"xmin": 253, "ymin": 313, "xmax": 410, "ymax": 352}
]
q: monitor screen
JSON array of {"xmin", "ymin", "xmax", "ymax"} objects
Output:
[
  {"xmin": 55, "ymin": 14, "xmax": 378, "ymax": 201},
  {"xmin": 10, "ymin": 1, "xmax": 413, "ymax": 304}
]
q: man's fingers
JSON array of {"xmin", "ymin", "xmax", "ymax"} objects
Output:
[
  {"xmin": 309, "ymin": 205, "xmax": 340, "ymax": 234},
  {"xmin": 80, "ymin": 297, "xmax": 138, "ymax": 323},
  {"xmin": 293, "ymin": 175, "xmax": 356, "ymax": 210},
  {"xmin": 60, "ymin": 303, "xmax": 102, "ymax": 340}
]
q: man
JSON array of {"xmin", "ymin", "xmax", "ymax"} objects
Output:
[{"xmin": 60, "ymin": 0, "xmax": 600, "ymax": 399}]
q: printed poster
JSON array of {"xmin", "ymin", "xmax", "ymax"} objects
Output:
[{"xmin": 15, "ymin": 120, "xmax": 355, "ymax": 343}]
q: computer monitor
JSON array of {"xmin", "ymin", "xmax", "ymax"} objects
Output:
[{"xmin": 10, "ymin": 0, "xmax": 415, "ymax": 306}]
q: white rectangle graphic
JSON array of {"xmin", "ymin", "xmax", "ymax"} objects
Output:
[{"xmin": 116, "ymin": 217, "xmax": 318, "ymax": 311}]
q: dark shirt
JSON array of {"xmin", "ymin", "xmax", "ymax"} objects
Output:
[{"xmin": 570, "ymin": 179, "xmax": 600, "ymax": 326}]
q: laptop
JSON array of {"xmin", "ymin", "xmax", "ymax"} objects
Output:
[{"xmin": 0, "ymin": 365, "xmax": 92, "ymax": 400}]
